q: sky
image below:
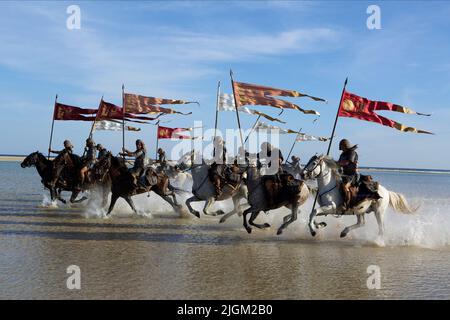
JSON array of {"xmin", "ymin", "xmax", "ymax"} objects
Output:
[{"xmin": 0, "ymin": 1, "xmax": 449, "ymax": 170}]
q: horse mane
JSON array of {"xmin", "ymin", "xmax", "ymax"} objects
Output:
[{"xmin": 321, "ymin": 155, "xmax": 340, "ymax": 176}]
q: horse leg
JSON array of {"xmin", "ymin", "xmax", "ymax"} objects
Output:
[
  {"xmin": 107, "ymin": 193, "xmax": 119, "ymax": 216},
  {"xmin": 374, "ymin": 209, "xmax": 385, "ymax": 238},
  {"xmin": 219, "ymin": 194, "xmax": 241, "ymax": 223},
  {"xmin": 185, "ymin": 196, "xmax": 201, "ymax": 218},
  {"xmin": 242, "ymin": 207, "xmax": 253, "ymax": 234},
  {"xmin": 203, "ymin": 198, "xmax": 222, "ymax": 216},
  {"xmin": 309, "ymin": 204, "xmax": 336, "ymax": 237},
  {"xmin": 56, "ymin": 188, "xmax": 67, "ymax": 204},
  {"xmin": 203, "ymin": 197, "xmax": 216, "ymax": 216},
  {"xmin": 124, "ymin": 196, "xmax": 137, "ymax": 214},
  {"xmin": 277, "ymin": 205, "xmax": 298, "ymax": 235},
  {"xmin": 249, "ymin": 210, "xmax": 270, "ymax": 229},
  {"xmin": 70, "ymin": 190, "xmax": 88, "ymax": 204},
  {"xmin": 340, "ymin": 214, "xmax": 365, "ymax": 238}
]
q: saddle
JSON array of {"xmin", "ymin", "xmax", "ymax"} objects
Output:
[
  {"xmin": 341, "ymin": 175, "xmax": 381, "ymax": 210},
  {"xmin": 263, "ymin": 173, "xmax": 302, "ymax": 208}
]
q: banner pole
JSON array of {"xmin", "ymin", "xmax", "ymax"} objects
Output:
[
  {"xmin": 122, "ymin": 84, "xmax": 126, "ymax": 159},
  {"xmin": 285, "ymin": 127, "xmax": 302, "ymax": 163},
  {"xmin": 155, "ymin": 125, "xmax": 159, "ymax": 159},
  {"xmin": 230, "ymin": 69, "xmax": 245, "ymax": 151},
  {"xmin": 213, "ymin": 80, "xmax": 221, "ymax": 156},
  {"xmin": 309, "ymin": 77, "xmax": 348, "ymax": 231},
  {"xmin": 47, "ymin": 94, "xmax": 58, "ymax": 160},
  {"xmin": 244, "ymin": 114, "xmax": 261, "ymax": 143}
]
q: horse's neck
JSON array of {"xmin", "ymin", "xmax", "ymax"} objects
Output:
[
  {"xmin": 191, "ymin": 164, "xmax": 208, "ymax": 186},
  {"xmin": 316, "ymin": 163, "xmax": 336, "ymax": 192},
  {"xmin": 246, "ymin": 167, "xmax": 261, "ymax": 191},
  {"xmin": 36, "ymin": 155, "xmax": 51, "ymax": 178}
]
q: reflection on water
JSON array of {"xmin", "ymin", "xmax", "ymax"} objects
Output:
[{"xmin": 0, "ymin": 162, "xmax": 449, "ymax": 299}]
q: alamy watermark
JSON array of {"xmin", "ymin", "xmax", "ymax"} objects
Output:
[
  {"xmin": 367, "ymin": 5, "xmax": 381, "ymax": 30},
  {"xmin": 66, "ymin": 265, "xmax": 81, "ymax": 290},
  {"xmin": 366, "ymin": 265, "xmax": 381, "ymax": 289},
  {"xmin": 66, "ymin": 5, "xmax": 81, "ymax": 30}
]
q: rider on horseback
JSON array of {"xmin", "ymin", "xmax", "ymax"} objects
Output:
[
  {"xmin": 209, "ymin": 136, "xmax": 227, "ymax": 197},
  {"xmin": 96, "ymin": 144, "xmax": 108, "ymax": 159},
  {"xmin": 258, "ymin": 142, "xmax": 285, "ymax": 208},
  {"xmin": 337, "ymin": 139, "xmax": 359, "ymax": 211},
  {"xmin": 78, "ymin": 138, "xmax": 97, "ymax": 188},
  {"xmin": 49, "ymin": 139, "xmax": 73, "ymax": 156},
  {"xmin": 120, "ymin": 139, "xmax": 148, "ymax": 188},
  {"xmin": 157, "ymin": 148, "xmax": 167, "ymax": 171}
]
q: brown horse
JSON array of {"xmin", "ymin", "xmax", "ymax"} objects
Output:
[
  {"xmin": 97, "ymin": 153, "xmax": 185, "ymax": 216},
  {"xmin": 21, "ymin": 151, "xmax": 87, "ymax": 204}
]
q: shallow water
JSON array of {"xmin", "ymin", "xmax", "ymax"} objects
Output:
[{"xmin": 1, "ymin": 161, "xmax": 449, "ymax": 299}]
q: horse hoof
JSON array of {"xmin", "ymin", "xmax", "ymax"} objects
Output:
[
  {"xmin": 317, "ymin": 222, "xmax": 327, "ymax": 229},
  {"xmin": 217, "ymin": 210, "xmax": 225, "ymax": 216},
  {"xmin": 263, "ymin": 223, "xmax": 271, "ymax": 228},
  {"xmin": 276, "ymin": 229, "xmax": 283, "ymax": 235},
  {"xmin": 340, "ymin": 231, "xmax": 347, "ymax": 238},
  {"xmin": 245, "ymin": 227, "xmax": 252, "ymax": 234},
  {"xmin": 191, "ymin": 211, "xmax": 200, "ymax": 218},
  {"xmin": 219, "ymin": 217, "xmax": 226, "ymax": 224},
  {"xmin": 310, "ymin": 230, "xmax": 316, "ymax": 237}
]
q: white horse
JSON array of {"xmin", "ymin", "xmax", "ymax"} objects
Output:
[
  {"xmin": 302, "ymin": 155, "xmax": 417, "ymax": 239},
  {"xmin": 185, "ymin": 153, "xmax": 248, "ymax": 218}
]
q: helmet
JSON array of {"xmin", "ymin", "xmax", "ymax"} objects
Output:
[
  {"xmin": 157, "ymin": 148, "xmax": 164, "ymax": 153},
  {"xmin": 63, "ymin": 140, "xmax": 73, "ymax": 148},
  {"xmin": 339, "ymin": 139, "xmax": 356, "ymax": 151},
  {"xmin": 260, "ymin": 142, "xmax": 272, "ymax": 151},
  {"xmin": 86, "ymin": 138, "xmax": 94, "ymax": 146},
  {"xmin": 213, "ymin": 136, "xmax": 223, "ymax": 145},
  {"xmin": 96, "ymin": 144, "xmax": 103, "ymax": 149}
]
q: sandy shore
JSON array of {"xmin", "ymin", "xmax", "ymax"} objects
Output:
[{"xmin": 0, "ymin": 156, "xmax": 25, "ymax": 162}]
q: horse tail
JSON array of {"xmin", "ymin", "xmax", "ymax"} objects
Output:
[{"xmin": 388, "ymin": 191, "xmax": 418, "ymax": 214}]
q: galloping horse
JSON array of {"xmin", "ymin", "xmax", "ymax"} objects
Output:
[
  {"xmin": 20, "ymin": 151, "xmax": 87, "ymax": 204},
  {"xmin": 97, "ymin": 153, "xmax": 185, "ymax": 216},
  {"xmin": 240, "ymin": 164, "xmax": 312, "ymax": 234},
  {"xmin": 185, "ymin": 151, "xmax": 248, "ymax": 218},
  {"xmin": 302, "ymin": 155, "xmax": 417, "ymax": 239}
]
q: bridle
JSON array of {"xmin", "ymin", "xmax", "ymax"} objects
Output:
[{"xmin": 303, "ymin": 156, "xmax": 332, "ymax": 180}]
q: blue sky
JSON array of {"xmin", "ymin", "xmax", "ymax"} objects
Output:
[{"xmin": 0, "ymin": 1, "xmax": 449, "ymax": 169}]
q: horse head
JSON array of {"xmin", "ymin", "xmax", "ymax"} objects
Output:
[
  {"xmin": 302, "ymin": 154, "xmax": 339, "ymax": 181},
  {"xmin": 21, "ymin": 151, "xmax": 43, "ymax": 168},
  {"xmin": 92, "ymin": 152, "xmax": 112, "ymax": 182},
  {"xmin": 302, "ymin": 154, "xmax": 324, "ymax": 180}
]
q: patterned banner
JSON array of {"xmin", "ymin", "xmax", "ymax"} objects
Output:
[
  {"xmin": 254, "ymin": 121, "xmax": 300, "ymax": 134},
  {"xmin": 232, "ymin": 81, "xmax": 323, "ymax": 115},
  {"xmin": 339, "ymin": 91, "xmax": 433, "ymax": 134},
  {"xmin": 94, "ymin": 120, "xmax": 140, "ymax": 131},
  {"xmin": 219, "ymin": 93, "xmax": 286, "ymax": 123},
  {"xmin": 295, "ymin": 133, "xmax": 329, "ymax": 142},
  {"xmin": 124, "ymin": 93, "xmax": 193, "ymax": 115},
  {"xmin": 53, "ymin": 103, "xmax": 97, "ymax": 121},
  {"xmin": 97, "ymin": 99, "xmax": 158, "ymax": 122}
]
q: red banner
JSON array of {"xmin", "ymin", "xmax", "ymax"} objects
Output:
[
  {"xmin": 97, "ymin": 100, "xmax": 158, "ymax": 122},
  {"xmin": 124, "ymin": 93, "xmax": 192, "ymax": 115},
  {"xmin": 232, "ymin": 81, "xmax": 321, "ymax": 115},
  {"xmin": 53, "ymin": 103, "xmax": 97, "ymax": 121},
  {"xmin": 339, "ymin": 91, "xmax": 432, "ymax": 134},
  {"xmin": 157, "ymin": 126, "xmax": 192, "ymax": 139}
]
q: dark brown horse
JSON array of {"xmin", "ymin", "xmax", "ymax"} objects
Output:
[
  {"xmin": 21, "ymin": 151, "xmax": 87, "ymax": 204},
  {"xmin": 97, "ymin": 153, "xmax": 185, "ymax": 215}
]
